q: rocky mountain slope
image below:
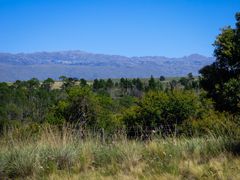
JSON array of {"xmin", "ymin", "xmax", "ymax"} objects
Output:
[{"xmin": 0, "ymin": 51, "xmax": 214, "ymax": 81}]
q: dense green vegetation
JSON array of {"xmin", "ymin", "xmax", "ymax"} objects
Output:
[
  {"xmin": 0, "ymin": 12, "xmax": 240, "ymax": 179},
  {"xmin": 1, "ymin": 73, "xmax": 238, "ymax": 137}
]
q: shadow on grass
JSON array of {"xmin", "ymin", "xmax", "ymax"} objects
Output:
[{"xmin": 227, "ymin": 141, "xmax": 240, "ymax": 155}]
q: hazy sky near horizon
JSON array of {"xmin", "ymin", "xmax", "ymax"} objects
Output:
[{"xmin": 0, "ymin": 0, "xmax": 239, "ymax": 57}]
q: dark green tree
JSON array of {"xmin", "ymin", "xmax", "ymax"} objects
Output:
[
  {"xmin": 60, "ymin": 76, "xmax": 77, "ymax": 89},
  {"xmin": 98, "ymin": 79, "xmax": 106, "ymax": 89},
  {"xmin": 56, "ymin": 86, "xmax": 98, "ymax": 127},
  {"xmin": 59, "ymin": 75, "xmax": 67, "ymax": 81},
  {"xmin": 169, "ymin": 80, "xmax": 178, "ymax": 91},
  {"xmin": 179, "ymin": 73, "xmax": 197, "ymax": 90},
  {"xmin": 120, "ymin": 78, "xmax": 128, "ymax": 95},
  {"xmin": 41, "ymin": 78, "xmax": 55, "ymax": 91},
  {"xmin": 106, "ymin": 78, "xmax": 114, "ymax": 89},
  {"xmin": 179, "ymin": 77, "xmax": 188, "ymax": 87},
  {"xmin": 199, "ymin": 12, "xmax": 240, "ymax": 113},
  {"xmin": 135, "ymin": 78, "xmax": 143, "ymax": 91},
  {"xmin": 93, "ymin": 79, "xmax": 99, "ymax": 91},
  {"xmin": 26, "ymin": 78, "xmax": 40, "ymax": 90},
  {"xmin": 187, "ymin": 73, "xmax": 194, "ymax": 80},
  {"xmin": 148, "ymin": 75, "xmax": 156, "ymax": 90},
  {"xmin": 160, "ymin": 76, "xmax": 165, "ymax": 81},
  {"xmin": 80, "ymin": 78, "xmax": 87, "ymax": 87}
]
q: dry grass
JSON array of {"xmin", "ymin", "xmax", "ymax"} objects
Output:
[
  {"xmin": 0, "ymin": 125, "xmax": 239, "ymax": 179},
  {"xmin": 51, "ymin": 81, "xmax": 93, "ymax": 89}
]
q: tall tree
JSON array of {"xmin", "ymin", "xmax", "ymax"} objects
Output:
[
  {"xmin": 93, "ymin": 79, "xmax": 99, "ymax": 91},
  {"xmin": 148, "ymin": 75, "xmax": 156, "ymax": 90},
  {"xmin": 199, "ymin": 12, "xmax": 240, "ymax": 113},
  {"xmin": 135, "ymin": 78, "xmax": 143, "ymax": 91},
  {"xmin": 106, "ymin": 78, "xmax": 114, "ymax": 89}
]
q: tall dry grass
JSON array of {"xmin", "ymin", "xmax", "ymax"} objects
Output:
[{"xmin": 0, "ymin": 124, "xmax": 240, "ymax": 179}]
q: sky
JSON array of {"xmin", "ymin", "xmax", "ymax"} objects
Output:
[{"xmin": 0, "ymin": 0, "xmax": 239, "ymax": 57}]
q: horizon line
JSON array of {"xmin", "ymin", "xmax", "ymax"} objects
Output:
[{"xmin": 0, "ymin": 50, "xmax": 214, "ymax": 59}]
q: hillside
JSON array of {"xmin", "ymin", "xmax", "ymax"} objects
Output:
[{"xmin": 0, "ymin": 51, "xmax": 214, "ymax": 81}]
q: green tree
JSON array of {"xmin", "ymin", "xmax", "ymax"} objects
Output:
[
  {"xmin": 221, "ymin": 78, "xmax": 240, "ymax": 113},
  {"xmin": 59, "ymin": 75, "xmax": 67, "ymax": 81},
  {"xmin": 80, "ymin": 78, "xmax": 87, "ymax": 87},
  {"xmin": 160, "ymin": 76, "xmax": 165, "ymax": 81},
  {"xmin": 169, "ymin": 79, "xmax": 178, "ymax": 91},
  {"xmin": 148, "ymin": 75, "xmax": 156, "ymax": 90},
  {"xmin": 93, "ymin": 79, "xmax": 99, "ymax": 91},
  {"xmin": 26, "ymin": 78, "xmax": 40, "ymax": 90},
  {"xmin": 41, "ymin": 78, "xmax": 55, "ymax": 91},
  {"xmin": 59, "ymin": 76, "xmax": 77, "ymax": 89},
  {"xmin": 106, "ymin": 78, "xmax": 114, "ymax": 89},
  {"xmin": 187, "ymin": 73, "xmax": 194, "ymax": 80},
  {"xmin": 120, "ymin": 78, "xmax": 132, "ymax": 95},
  {"xmin": 199, "ymin": 13, "xmax": 240, "ymax": 113},
  {"xmin": 179, "ymin": 73, "xmax": 197, "ymax": 90},
  {"xmin": 179, "ymin": 77, "xmax": 188, "ymax": 87},
  {"xmin": 98, "ymin": 79, "xmax": 106, "ymax": 89},
  {"xmin": 56, "ymin": 86, "xmax": 98, "ymax": 127},
  {"xmin": 135, "ymin": 78, "xmax": 143, "ymax": 91}
]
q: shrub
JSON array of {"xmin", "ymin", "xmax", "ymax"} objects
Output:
[
  {"xmin": 122, "ymin": 90, "xmax": 202, "ymax": 137},
  {"xmin": 55, "ymin": 86, "xmax": 98, "ymax": 127},
  {"xmin": 182, "ymin": 111, "xmax": 240, "ymax": 136},
  {"xmin": 0, "ymin": 147, "xmax": 36, "ymax": 178}
]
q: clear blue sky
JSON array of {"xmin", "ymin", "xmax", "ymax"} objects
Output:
[{"xmin": 0, "ymin": 0, "xmax": 239, "ymax": 57}]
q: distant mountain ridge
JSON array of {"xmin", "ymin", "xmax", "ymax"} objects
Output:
[{"xmin": 0, "ymin": 51, "xmax": 214, "ymax": 82}]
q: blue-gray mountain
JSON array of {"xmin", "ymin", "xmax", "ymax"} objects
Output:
[{"xmin": 0, "ymin": 51, "xmax": 214, "ymax": 82}]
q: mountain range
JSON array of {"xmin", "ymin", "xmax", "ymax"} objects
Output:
[{"xmin": 0, "ymin": 50, "xmax": 214, "ymax": 82}]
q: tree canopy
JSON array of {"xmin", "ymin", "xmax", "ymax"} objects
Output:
[{"xmin": 199, "ymin": 12, "xmax": 240, "ymax": 114}]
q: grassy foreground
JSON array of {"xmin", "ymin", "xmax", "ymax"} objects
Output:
[{"xmin": 0, "ymin": 125, "xmax": 240, "ymax": 179}]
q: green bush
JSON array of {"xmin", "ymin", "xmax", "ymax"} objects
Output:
[
  {"xmin": 182, "ymin": 111, "xmax": 240, "ymax": 136},
  {"xmin": 55, "ymin": 86, "xmax": 98, "ymax": 127},
  {"xmin": 122, "ymin": 90, "xmax": 203, "ymax": 136},
  {"xmin": 45, "ymin": 112, "xmax": 65, "ymax": 125}
]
